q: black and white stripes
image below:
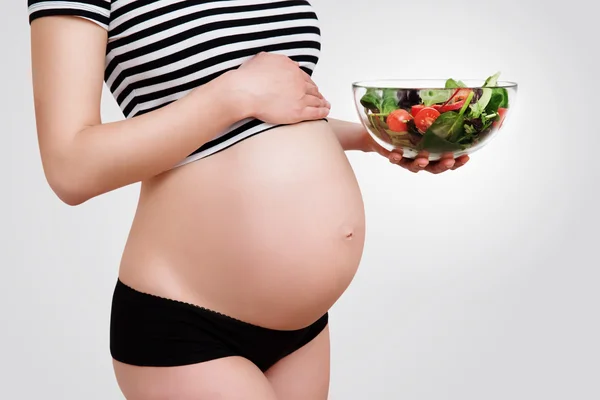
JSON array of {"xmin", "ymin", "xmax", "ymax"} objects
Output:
[
  {"xmin": 28, "ymin": 0, "xmax": 322, "ymax": 168},
  {"xmin": 28, "ymin": 0, "xmax": 111, "ymax": 29}
]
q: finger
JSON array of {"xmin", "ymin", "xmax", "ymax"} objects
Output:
[
  {"xmin": 397, "ymin": 159, "xmax": 416, "ymax": 172},
  {"xmin": 305, "ymin": 83, "xmax": 324, "ymax": 100},
  {"xmin": 299, "ymin": 106, "xmax": 330, "ymax": 120},
  {"xmin": 425, "ymin": 154, "xmax": 455, "ymax": 174},
  {"xmin": 407, "ymin": 155, "xmax": 429, "ymax": 173},
  {"xmin": 451, "ymin": 154, "xmax": 470, "ymax": 170},
  {"xmin": 299, "ymin": 72, "xmax": 328, "ymax": 105},
  {"xmin": 388, "ymin": 150, "xmax": 402, "ymax": 164},
  {"xmin": 302, "ymin": 94, "xmax": 330, "ymax": 109}
]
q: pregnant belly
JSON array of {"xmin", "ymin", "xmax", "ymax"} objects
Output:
[{"xmin": 119, "ymin": 120, "xmax": 366, "ymax": 330}]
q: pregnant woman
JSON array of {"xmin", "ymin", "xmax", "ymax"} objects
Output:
[{"xmin": 28, "ymin": 0, "xmax": 468, "ymax": 398}]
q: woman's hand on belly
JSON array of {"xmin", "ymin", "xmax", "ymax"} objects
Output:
[{"xmin": 235, "ymin": 53, "xmax": 331, "ymax": 124}]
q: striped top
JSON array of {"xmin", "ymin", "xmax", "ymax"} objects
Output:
[{"xmin": 28, "ymin": 0, "xmax": 322, "ymax": 168}]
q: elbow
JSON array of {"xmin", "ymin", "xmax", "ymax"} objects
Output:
[
  {"xmin": 51, "ymin": 180, "xmax": 90, "ymax": 206},
  {"xmin": 56, "ymin": 188, "xmax": 88, "ymax": 207},
  {"xmin": 45, "ymin": 166, "xmax": 92, "ymax": 207}
]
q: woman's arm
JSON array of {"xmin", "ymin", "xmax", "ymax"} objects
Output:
[
  {"xmin": 31, "ymin": 17, "xmax": 248, "ymax": 206},
  {"xmin": 327, "ymin": 118, "xmax": 371, "ymax": 152},
  {"xmin": 30, "ymin": 17, "xmax": 329, "ymax": 206}
]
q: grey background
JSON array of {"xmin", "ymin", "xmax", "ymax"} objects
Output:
[{"xmin": 2, "ymin": 0, "xmax": 599, "ymax": 399}]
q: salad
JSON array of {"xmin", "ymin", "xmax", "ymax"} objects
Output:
[{"xmin": 359, "ymin": 72, "xmax": 510, "ymax": 153}]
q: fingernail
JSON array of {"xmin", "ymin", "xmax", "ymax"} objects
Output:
[
  {"xmin": 445, "ymin": 161, "xmax": 455, "ymax": 168},
  {"xmin": 418, "ymin": 161, "xmax": 428, "ymax": 167}
]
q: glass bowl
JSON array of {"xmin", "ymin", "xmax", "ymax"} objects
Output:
[{"xmin": 352, "ymin": 77, "xmax": 518, "ymax": 160}]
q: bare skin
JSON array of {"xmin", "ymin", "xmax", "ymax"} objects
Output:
[
  {"xmin": 30, "ymin": 14, "xmax": 468, "ymax": 400},
  {"xmin": 265, "ymin": 325, "xmax": 331, "ymax": 399}
]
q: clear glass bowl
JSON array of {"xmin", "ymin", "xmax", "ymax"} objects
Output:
[{"xmin": 352, "ymin": 79, "xmax": 518, "ymax": 160}]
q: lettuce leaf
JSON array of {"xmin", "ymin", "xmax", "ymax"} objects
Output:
[
  {"xmin": 418, "ymin": 89, "xmax": 451, "ymax": 106},
  {"xmin": 445, "ymin": 78, "xmax": 467, "ymax": 88}
]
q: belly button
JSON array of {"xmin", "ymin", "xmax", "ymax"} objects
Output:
[{"xmin": 343, "ymin": 227, "xmax": 354, "ymax": 240}]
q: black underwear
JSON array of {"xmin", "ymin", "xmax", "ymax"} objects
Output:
[{"xmin": 109, "ymin": 279, "xmax": 329, "ymax": 372}]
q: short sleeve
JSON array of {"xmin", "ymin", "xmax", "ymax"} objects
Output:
[{"xmin": 28, "ymin": 0, "xmax": 111, "ymax": 31}]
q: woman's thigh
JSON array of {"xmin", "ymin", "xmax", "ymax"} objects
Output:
[
  {"xmin": 113, "ymin": 356, "xmax": 278, "ymax": 400},
  {"xmin": 265, "ymin": 324, "xmax": 331, "ymax": 400}
]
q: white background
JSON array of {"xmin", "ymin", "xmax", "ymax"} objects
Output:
[{"xmin": 2, "ymin": 0, "xmax": 599, "ymax": 399}]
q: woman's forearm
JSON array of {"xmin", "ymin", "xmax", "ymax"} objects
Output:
[
  {"xmin": 49, "ymin": 71, "xmax": 248, "ymax": 205},
  {"xmin": 327, "ymin": 118, "xmax": 370, "ymax": 152}
]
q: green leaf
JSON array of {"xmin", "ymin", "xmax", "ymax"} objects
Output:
[
  {"xmin": 427, "ymin": 112, "xmax": 458, "ymax": 140},
  {"xmin": 381, "ymin": 89, "xmax": 399, "ymax": 115},
  {"xmin": 496, "ymin": 88, "xmax": 509, "ymax": 108},
  {"xmin": 481, "ymin": 72, "xmax": 509, "ymax": 110},
  {"xmin": 469, "ymin": 87, "xmax": 493, "ymax": 118},
  {"xmin": 483, "ymin": 71, "xmax": 501, "ymax": 87},
  {"xmin": 448, "ymin": 116, "xmax": 466, "ymax": 142},
  {"xmin": 447, "ymin": 91, "xmax": 474, "ymax": 141},
  {"xmin": 382, "ymin": 88, "xmax": 397, "ymax": 98},
  {"xmin": 426, "ymin": 91, "xmax": 474, "ymax": 143},
  {"xmin": 418, "ymin": 89, "xmax": 451, "ymax": 106},
  {"xmin": 445, "ymin": 78, "xmax": 467, "ymax": 89},
  {"xmin": 418, "ymin": 129, "xmax": 465, "ymax": 152},
  {"xmin": 485, "ymin": 88, "xmax": 508, "ymax": 114},
  {"xmin": 464, "ymin": 124, "xmax": 477, "ymax": 135},
  {"xmin": 360, "ymin": 89, "xmax": 382, "ymax": 112},
  {"xmin": 427, "ymin": 112, "xmax": 466, "ymax": 143},
  {"xmin": 381, "ymin": 98, "xmax": 398, "ymax": 114}
]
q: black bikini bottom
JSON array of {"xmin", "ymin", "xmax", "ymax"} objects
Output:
[{"xmin": 109, "ymin": 279, "xmax": 329, "ymax": 372}]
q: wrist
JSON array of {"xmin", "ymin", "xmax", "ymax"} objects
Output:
[
  {"xmin": 347, "ymin": 122, "xmax": 373, "ymax": 153},
  {"xmin": 218, "ymin": 69, "xmax": 256, "ymax": 121},
  {"xmin": 357, "ymin": 128, "xmax": 374, "ymax": 153}
]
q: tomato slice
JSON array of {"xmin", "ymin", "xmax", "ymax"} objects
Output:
[
  {"xmin": 439, "ymin": 102, "xmax": 463, "ymax": 112},
  {"xmin": 493, "ymin": 108, "xmax": 508, "ymax": 128},
  {"xmin": 449, "ymin": 88, "xmax": 472, "ymax": 104},
  {"xmin": 387, "ymin": 109, "xmax": 413, "ymax": 132},
  {"xmin": 411, "ymin": 105, "xmax": 424, "ymax": 117},
  {"xmin": 414, "ymin": 107, "xmax": 441, "ymax": 134},
  {"xmin": 412, "ymin": 104, "xmax": 442, "ymax": 117}
]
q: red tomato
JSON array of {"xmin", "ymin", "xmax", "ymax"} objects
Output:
[
  {"xmin": 414, "ymin": 107, "xmax": 441, "ymax": 133},
  {"xmin": 451, "ymin": 88, "xmax": 472, "ymax": 103},
  {"xmin": 412, "ymin": 104, "xmax": 442, "ymax": 116},
  {"xmin": 387, "ymin": 109, "xmax": 412, "ymax": 132},
  {"xmin": 411, "ymin": 105, "xmax": 424, "ymax": 117},
  {"xmin": 493, "ymin": 108, "xmax": 508, "ymax": 128},
  {"xmin": 440, "ymin": 88, "xmax": 473, "ymax": 113},
  {"xmin": 439, "ymin": 102, "xmax": 464, "ymax": 112}
]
